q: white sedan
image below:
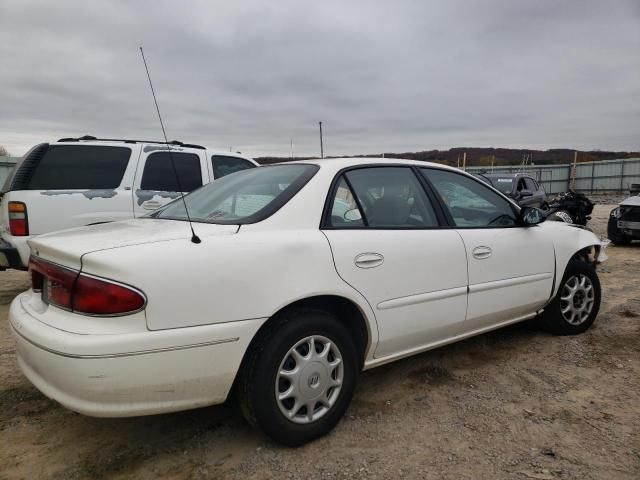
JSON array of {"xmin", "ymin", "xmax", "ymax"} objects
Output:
[{"xmin": 10, "ymin": 158, "xmax": 607, "ymax": 445}]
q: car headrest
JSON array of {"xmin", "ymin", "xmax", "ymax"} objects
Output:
[{"xmin": 369, "ymin": 195, "xmax": 411, "ymax": 226}]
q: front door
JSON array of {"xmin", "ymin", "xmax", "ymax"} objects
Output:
[
  {"xmin": 420, "ymin": 168, "xmax": 555, "ymax": 330},
  {"xmin": 322, "ymin": 166, "xmax": 469, "ymax": 359}
]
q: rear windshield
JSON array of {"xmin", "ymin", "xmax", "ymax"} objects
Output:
[
  {"xmin": 488, "ymin": 177, "xmax": 514, "ymax": 195},
  {"xmin": 26, "ymin": 145, "xmax": 131, "ymax": 190},
  {"xmin": 154, "ymin": 164, "xmax": 318, "ymax": 225}
]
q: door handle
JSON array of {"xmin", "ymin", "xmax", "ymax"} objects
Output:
[
  {"xmin": 142, "ymin": 200, "xmax": 162, "ymax": 211},
  {"xmin": 354, "ymin": 252, "xmax": 384, "ymax": 269},
  {"xmin": 142, "ymin": 201, "xmax": 162, "ymax": 211},
  {"xmin": 472, "ymin": 246, "xmax": 492, "ymax": 260}
]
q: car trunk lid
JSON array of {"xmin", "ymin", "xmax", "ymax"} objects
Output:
[{"xmin": 28, "ymin": 219, "xmax": 239, "ymax": 270}]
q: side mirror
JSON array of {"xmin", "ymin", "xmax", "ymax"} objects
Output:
[
  {"xmin": 519, "ymin": 207, "xmax": 545, "ymax": 226},
  {"xmin": 344, "ymin": 208, "xmax": 362, "ymax": 222},
  {"xmin": 518, "ymin": 189, "xmax": 533, "ymax": 198}
]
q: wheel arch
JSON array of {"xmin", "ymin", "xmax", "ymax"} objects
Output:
[
  {"xmin": 551, "ymin": 226, "xmax": 604, "ymax": 297},
  {"xmin": 230, "ymin": 294, "xmax": 375, "ymax": 400}
]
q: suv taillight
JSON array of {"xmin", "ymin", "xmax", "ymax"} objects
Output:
[
  {"xmin": 9, "ymin": 202, "xmax": 29, "ymax": 236},
  {"xmin": 29, "ymin": 257, "xmax": 145, "ymax": 315}
]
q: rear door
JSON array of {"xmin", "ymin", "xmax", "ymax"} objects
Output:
[
  {"xmin": 1, "ymin": 143, "xmax": 139, "ymax": 235},
  {"xmin": 132, "ymin": 147, "xmax": 207, "ymax": 216},
  {"xmin": 420, "ymin": 168, "xmax": 555, "ymax": 330},
  {"xmin": 322, "ymin": 166, "xmax": 469, "ymax": 359}
]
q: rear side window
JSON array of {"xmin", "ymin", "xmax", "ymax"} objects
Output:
[
  {"xmin": 26, "ymin": 145, "xmax": 131, "ymax": 190},
  {"xmin": 141, "ymin": 152, "xmax": 202, "ymax": 192},
  {"xmin": 327, "ymin": 167, "xmax": 439, "ymax": 228},
  {"xmin": 212, "ymin": 155, "xmax": 255, "ymax": 179}
]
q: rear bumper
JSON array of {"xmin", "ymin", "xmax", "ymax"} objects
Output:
[
  {"xmin": 10, "ymin": 292, "xmax": 266, "ymax": 417},
  {"xmin": 0, "ymin": 238, "xmax": 25, "ymax": 270}
]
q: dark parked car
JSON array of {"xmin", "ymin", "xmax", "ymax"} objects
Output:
[
  {"xmin": 608, "ymin": 193, "xmax": 640, "ymax": 245},
  {"xmin": 476, "ymin": 173, "xmax": 547, "ymax": 208}
]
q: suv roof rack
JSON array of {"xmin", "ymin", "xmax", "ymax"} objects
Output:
[{"xmin": 56, "ymin": 135, "xmax": 206, "ymax": 150}]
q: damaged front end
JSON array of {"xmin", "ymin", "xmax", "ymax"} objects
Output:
[{"xmin": 608, "ymin": 196, "xmax": 640, "ymax": 245}]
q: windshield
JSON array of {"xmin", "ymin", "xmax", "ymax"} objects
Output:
[
  {"xmin": 488, "ymin": 177, "xmax": 514, "ymax": 195},
  {"xmin": 154, "ymin": 164, "xmax": 318, "ymax": 224}
]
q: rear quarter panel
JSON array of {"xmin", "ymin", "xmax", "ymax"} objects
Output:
[{"xmin": 80, "ymin": 229, "xmax": 378, "ymax": 349}]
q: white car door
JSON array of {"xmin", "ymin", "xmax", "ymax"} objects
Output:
[
  {"xmin": 420, "ymin": 168, "xmax": 555, "ymax": 330},
  {"xmin": 322, "ymin": 166, "xmax": 468, "ymax": 359},
  {"xmin": 132, "ymin": 147, "xmax": 207, "ymax": 216}
]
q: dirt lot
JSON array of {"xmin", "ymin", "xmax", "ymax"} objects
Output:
[{"xmin": 1, "ymin": 204, "xmax": 638, "ymax": 480}]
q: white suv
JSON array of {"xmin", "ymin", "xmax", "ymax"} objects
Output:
[{"xmin": 0, "ymin": 136, "xmax": 257, "ymax": 270}]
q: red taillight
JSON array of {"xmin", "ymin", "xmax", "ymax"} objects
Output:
[
  {"xmin": 73, "ymin": 275, "xmax": 145, "ymax": 315},
  {"xmin": 9, "ymin": 202, "xmax": 29, "ymax": 236},
  {"xmin": 28, "ymin": 256, "xmax": 145, "ymax": 315}
]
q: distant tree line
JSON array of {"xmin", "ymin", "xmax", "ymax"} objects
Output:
[{"xmin": 256, "ymin": 148, "xmax": 640, "ymax": 167}]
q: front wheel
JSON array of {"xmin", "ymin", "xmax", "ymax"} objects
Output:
[
  {"xmin": 237, "ymin": 308, "xmax": 359, "ymax": 446},
  {"xmin": 539, "ymin": 259, "xmax": 601, "ymax": 335}
]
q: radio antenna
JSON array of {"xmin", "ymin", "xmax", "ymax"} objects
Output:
[{"xmin": 139, "ymin": 46, "xmax": 201, "ymax": 244}]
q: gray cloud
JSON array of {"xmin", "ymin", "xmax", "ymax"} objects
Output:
[{"xmin": 1, "ymin": 0, "xmax": 638, "ymax": 157}]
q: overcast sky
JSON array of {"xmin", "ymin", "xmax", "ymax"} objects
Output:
[{"xmin": 1, "ymin": 0, "xmax": 638, "ymax": 158}]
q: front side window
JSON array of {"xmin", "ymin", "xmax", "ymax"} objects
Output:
[
  {"xmin": 155, "ymin": 164, "xmax": 317, "ymax": 224},
  {"xmin": 140, "ymin": 152, "xmax": 202, "ymax": 192},
  {"xmin": 328, "ymin": 167, "xmax": 438, "ymax": 228},
  {"xmin": 421, "ymin": 168, "xmax": 517, "ymax": 228},
  {"xmin": 212, "ymin": 155, "xmax": 255, "ymax": 179},
  {"xmin": 524, "ymin": 177, "xmax": 537, "ymax": 191},
  {"xmin": 26, "ymin": 145, "xmax": 131, "ymax": 190}
]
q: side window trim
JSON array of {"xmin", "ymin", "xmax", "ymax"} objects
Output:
[
  {"xmin": 320, "ymin": 164, "xmax": 447, "ymax": 230},
  {"xmin": 419, "ymin": 167, "xmax": 521, "ymax": 229},
  {"xmin": 341, "ymin": 174, "xmax": 369, "ymax": 227}
]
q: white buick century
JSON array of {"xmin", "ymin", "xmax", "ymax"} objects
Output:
[{"xmin": 10, "ymin": 158, "xmax": 606, "ymax": 445}]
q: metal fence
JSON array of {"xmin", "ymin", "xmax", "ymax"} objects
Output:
[
  {"xmin": 0, "ymin": 157, "xmax": 19, "ymax": 188},
  {"xmin": 0, "ymin": 154, "xmax": 639, "ymax": 195},
  {"xmin": 466, "ymin": 158, "xmax": 640, "ymax": 194}
]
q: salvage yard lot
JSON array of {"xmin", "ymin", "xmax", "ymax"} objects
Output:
[{"xmin": 1, "ymin": 204, "xmax": 638, "ymax": 480}]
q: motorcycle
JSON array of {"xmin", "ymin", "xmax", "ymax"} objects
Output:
[{"xmin": 543, "ymin": 190, "xmax": 594, "ymax": 226}]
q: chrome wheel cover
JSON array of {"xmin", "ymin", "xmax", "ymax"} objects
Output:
[
  {"xmin": 560, "ymin": 274, "xmax": 595, "ymax": 325},
  {"xmin": 275, "ymin": 335, "xmax": 344, "ymax": 424}
]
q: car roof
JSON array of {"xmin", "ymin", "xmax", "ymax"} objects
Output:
[
  {"xmin": 289, "ymin": 157, "xmax": 464, "ymax": 175},
  {"xmin": 51, "ymin": 139, "xmax": 255, "ymax": 160}
]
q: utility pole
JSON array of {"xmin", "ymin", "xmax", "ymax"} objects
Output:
[
  {"xmin": 462, "ymin": 152, "xmax": 467, "ymax": 171},
  {"xmin": 319, "ymin": 121, "xmax": 324, "ymax": 159},
  {"xmin": 571, "ymin": 151, "xmax": 578, "ymax": 190},
  {"xmin": 290, "ymin": 137, "xmax": 293, "ymax": 160}
]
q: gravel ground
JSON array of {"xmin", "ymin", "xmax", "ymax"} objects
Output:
[{"xmin": 0, "ymin": 204, "xmax": 638, "ymax": 480}]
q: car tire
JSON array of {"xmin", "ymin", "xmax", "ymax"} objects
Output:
[
  {"xmin": 237, "ymin": 308, "xmax": 359, "ymax": 446},
  {"xmin": 539, "ymin": 259, "xmax": 601, "ymax": 335}
]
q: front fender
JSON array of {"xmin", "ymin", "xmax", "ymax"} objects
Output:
[{"xmin": 541, "ymin": 222, "xmax": 607, "ymax": 297}]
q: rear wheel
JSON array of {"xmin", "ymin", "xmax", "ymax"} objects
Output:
[
  {"xmin": 539, "ymin": 259, "xmax": 601, "ymax": 335},
  {"xmin": 237, "ymin": 308, "xmax": 359, "ymax": 446}
]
